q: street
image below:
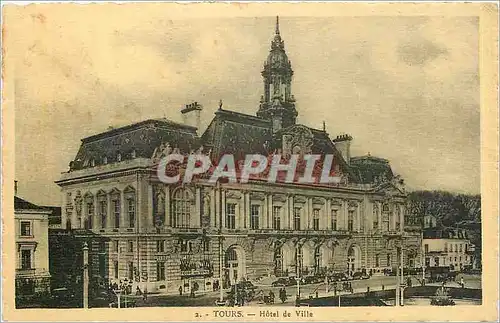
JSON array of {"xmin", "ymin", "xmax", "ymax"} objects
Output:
[{"xmin": 129, "ymin": 273, "xmax": 481, "ymax": 308}]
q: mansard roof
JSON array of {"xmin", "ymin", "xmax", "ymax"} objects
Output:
[
  {"xmin": 200, "ymin": 109, "xmax": 273, "ymax": 160},
  {"xmin": 70, "ymin": 118, "xmax": 200, "ymax": 171},
  {"xmin": 350, "ymin": 154, "xmax": 394, "ymax": 184}
]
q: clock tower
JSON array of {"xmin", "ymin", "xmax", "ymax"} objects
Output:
[{"xmin": 257, "ymin": 16, "xmax": 298, "ymax": 132}]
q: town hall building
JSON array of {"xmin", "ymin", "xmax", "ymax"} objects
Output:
[{"xmin": 55, "ymin": 17, "xmax": 422, "ymax": 294}]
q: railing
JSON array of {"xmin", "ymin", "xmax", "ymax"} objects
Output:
[
  {"xmin": 248, "ymin": 229, "xmax": 352, "ymax": 236},
  {"xmin": 16, "ymin": 268, "xmax": 36, "ymax": 276},
  {"xmin": 180, "ymin": 269, "xmax": 212, "ymax": 277}
]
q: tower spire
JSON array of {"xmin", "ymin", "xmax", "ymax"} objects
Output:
[{"xmin": 257, "ymin": 16, "xmax": 297, "ymax": 132}]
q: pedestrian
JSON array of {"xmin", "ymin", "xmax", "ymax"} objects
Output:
[
  {"xmin": 190, "ymin": 288, "xmax": 195, "ymax": 298},
  {"xmin": 143, "ymin": 287, "xmax": 148, "ymax": 301},
  {"xmin": 269, "ymin": 290, "xmax": 275, "ymax": 304},
  {"xmin": 178, "ymin": 285, "xmax": 183, "ymax": 296},
  {"xmin": 280, "ymin": 288, "xmax": 287, "ymax": 304},
  {"xmin": 460, "ymin": 277, "xmax": 465, "ymax": 288}
]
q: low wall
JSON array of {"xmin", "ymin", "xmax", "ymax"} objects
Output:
[{"xmin": 301, "ymin": 286, "xmax": 481, "ymax": 307}]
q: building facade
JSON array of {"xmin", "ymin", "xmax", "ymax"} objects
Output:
[
  {"xmin": 423, "ymin": 225, "xmax": 474, "ymax": 271},
  {"xmin": 15, "ymin": 196, "xmax": 51, "ymax": 296},
  {"xmin": 56, "ymin": 17, "xmax": 422, "ymax": 293}
]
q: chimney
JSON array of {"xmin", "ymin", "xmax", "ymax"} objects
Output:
[
  {"xmin": 332, "ymin": 134, "xmax": 353, "ymax": 164},
  {"xmin": 181, "ymin": 101, "xmax": 202, "ymax": 131},
  {"xmin": 14, "ymin": 180, "xmax": 18, "ymax": 196}
]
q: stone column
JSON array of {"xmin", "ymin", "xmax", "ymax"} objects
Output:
[
  {"xmin": 164, "ymin": 185, "xmax": 170, "ymax": 227},
  {"xmin": 306, "ymin": 197, "xmax": 312, "ymax": 230},
  {"xmin": 263, "ymin": 194, "xmax": 268, "ymax": 229},
  {"xmin": 356, "ymin": 203, "xmax": 361, "ymax": 232},
  {"xmin": 214, "ymin": 187, "xmax": 220, "ymax": 228},
  {"xmin": 283, "ymin": 195, "xmax": 289, "ymax": 230},
  {"xmin": 106, "ymin": 193, "xmax": 113, "ymax": 229},
  {"xmin": 289, "ymin": 195, "xmax": 294, "ymax": 229},
  {"xmin": 377, "ymin": 202, "xmax": 382, "ymax": 229},
  {"xmin": 93, "ymin": 195, "xmax": 99, "ymax": 230},
  {"xmin": 221, "ymin": 190, "xmax": 226, "ymax": 228},
  {"xmin": 194, "ymin": 187, "xmax": 201, "ymax": 228},
  {"xmin": 268, "ymin": 195, "xmax": 273, "ymax": 229},
  {"xmin": 391, "ymin": 204, "xmax": 397, "ymax": 231},
  {"xmin": 210, "ymin": 188, "xmax": 216, "ymax": 228},
  {"xmin": 245, "ymin": 192, "xmax": 251, "ymax": 229},
  {"xmin": 81, "ymin": 201, "xmax": 87, "ymax": 228},
  {"xmin": 120, "ymin": 191, "xmax": 126, "ymax": 229},
  {"xmin": 239, "ymin": 192, "xmax": 245, "ymax": 229},
  {"xmin": 326, "ymin": 199, "xmax": 332, "ymax": 230},
  {"xmin": 400, "ymin": 204, "xmax": 405, "ymax": 233}
]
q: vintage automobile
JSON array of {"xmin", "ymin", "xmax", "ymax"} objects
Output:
[
  {"xmin": 328, "ymin": 273, "xmax": 349, "ymax": 282},
  {"xmin": 271, "ymin": 277, "xmax": 296, "ymax": 287},
  {"xmin": 352, "ymin": 271, "xmax": 370, "ymax": 280}
]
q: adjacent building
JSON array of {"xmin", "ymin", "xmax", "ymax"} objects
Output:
[
  {"xmin": 14, "ymin": 193, "xmax": 51, "ymax": 296},
  {"xmin": 422, "ymin": 215, "xmax": 474, "ymax": 271},
  {"xmin": 55, "ymin": 17, "xmax": 421, "ymax": 294}
]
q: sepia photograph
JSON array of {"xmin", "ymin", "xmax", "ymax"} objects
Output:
[{"xmin": 2, "ymin": 2, "xmax": 498, "ymax": 322}]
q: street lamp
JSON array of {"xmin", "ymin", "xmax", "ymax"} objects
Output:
[{"xmin": 82, "ymin": 242, "xmax": 89, "ymax": 309}]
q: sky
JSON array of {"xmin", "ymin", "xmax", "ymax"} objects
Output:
[{"xmin": 11, "ymin": 6, "xmax": 480, "ymax": 205}]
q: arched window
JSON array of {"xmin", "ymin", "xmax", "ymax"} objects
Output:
[{"xmin": 172, "ymin": 188, "xmax": 193, "ymax": 228}]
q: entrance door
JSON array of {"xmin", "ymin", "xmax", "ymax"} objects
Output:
[
  {"xmin": 225, "ymin": 248, "xmax": 239, "ymax": 285},
  {"xmin": 347, "ymin": 246, "xmax": 359, "ymax": 275}
]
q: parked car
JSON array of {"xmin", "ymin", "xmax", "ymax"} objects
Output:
[
  {"xmin": 49, "ymin": 287, "xmax": 79, "ymax": 308},
  {"xmin": 237, "ymin": 280, "xmax": 257, "ymax": 292},
  {"xmin": 328, "ymin": 273, "xmax": 348, "ymax": 282},
  {"xmin": 352, "ymin": 272, "xmax": 370, "ymax": 280},
  {"xmin": 271, "ymin": 277, "xmax": 296, "ymax": 287}
]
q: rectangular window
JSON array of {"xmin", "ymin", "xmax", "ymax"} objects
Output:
[
  {"xmin": 455, "ymin": 244, "xmax": 458, "ymax": 253},
  {"xmin": 180, "ymin": 239, "xmax": 191, "ymax": 253},
  {"xmin": 226, "ymin": 203, "xmax": 236, "ymax": 229},
  {"xmin": 294, "ymin": 207, "xmax": 301, "ymax": 231},
  {"xmin": 375, "ymin": 254, "xmax": 380, "ymax": 267},
  {"xmin": 348, "ymin": 210, "xmax": 354, "ymax": 231},
  {"xmin": 99, "ymin": 201, "xmax": 107, "ymax": 229},
  {"xmin": 127, "ymin": 199, "xmax": 135, "ymax": 228},
  {"xmin": 113, "ymin": 200, "xmax": 120, "ymax": 228},
  {"xmin": 157, "ymin": 262, "xmax": 166, "ymax": 281},
  {"xmin": 113, "ymin": 240, "xmax": 119, "ymax": 253},
  {"xmin": 434, "ymin": 257, "xmax": 440, "ymax": 267},
  {"xmin": 157, "ymin": 240, "xmax": 165, "ymax": 253},
  {"xmin": 459, "ymin": 244, "xmax": 463, "ymax": 252},
  {"xmin": 444, "ymin": 243, "xmax": 448, "ymax": 252},
  {"xmin": 425, "ymin": 257, "xmax": 430, "ymax": 267},
  {"xmin": 313, "ymin": 209, "xmax": 320, "ymax": 230},
  {"xmin": 250, "ymin": 205, "xmax": 260, "ymax": 230},
  {"xmin": 331, "ymin": 209, "xmax": 337, "ymax": 230},
  {"xmin": 424, "ymin": 244, "xmax": 429, "ymax": 253},
  {"xmin": 128, "ymin": 262, "xmax": 134, "ymax": 280},
  {"xmin": 113, "ymin": 260, "xmax": 118, "ymax": 279},
  {"xmin": 21, "ymin": 249, "xmax": 32, "ymax": 269},
  {"xmin": 272, "ymin": 206, "xmax": 281, "ymax": 230},
  {"xmin": 20, "ymin": 221, "xmax": 31, "ymax": 237},
  {"xmin": 128, "ymin": 241, "xmax": 134, "ymax": 252},
  {"xmin": 387, "ymin": 254, "xmax": 391, "ymax": 267}
]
